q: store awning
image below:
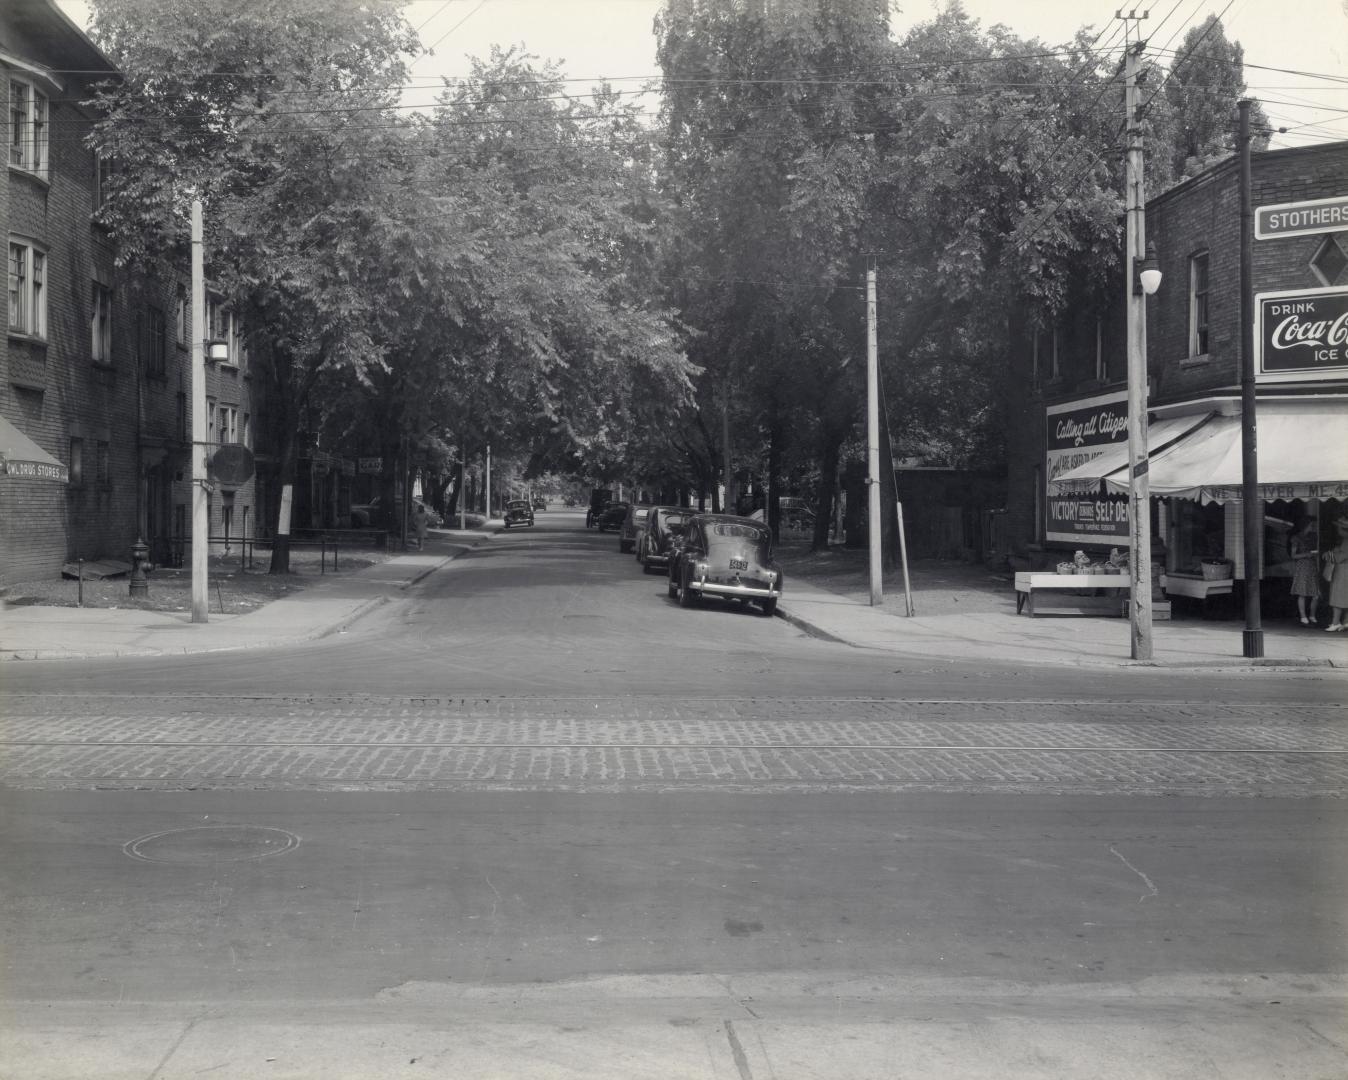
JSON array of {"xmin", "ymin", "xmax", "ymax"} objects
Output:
[
  {"xmin": 1048, "ymin": 412, "xmax": 1211, "ymax": 496},
  {"xmin": 1098, "ymin": 399, "xmax": 1348, "ymax": 503},
  {"xmin": 0, "ymin": 415, "xmax": 67, "ymax": 482}
]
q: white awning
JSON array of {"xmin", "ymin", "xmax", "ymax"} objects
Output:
[
  {"xmin": 1099, "ymin": 399, "xmax": 1348, "ymax": 503},
  {"xmin": 0, "ymin": 415, "xmax": 68, "ymax": 482},
  {"xmin": 1048, "ymin": 413, "xmax": 1211, "ymax": 496}
]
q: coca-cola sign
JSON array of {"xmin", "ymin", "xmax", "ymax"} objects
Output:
[{"xmin": 1257, "ymin": 287, "xmax": 1348, "ymax": 383}]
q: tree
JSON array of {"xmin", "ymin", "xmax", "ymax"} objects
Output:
[
  {"xmin": 87, "ymin": 0, "xmax": 419, "ymax": 570},
  {"xmin": 1156, "ymin": 16, "xmax": 1270, "ymax": 183}
]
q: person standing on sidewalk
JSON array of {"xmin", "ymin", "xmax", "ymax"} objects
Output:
[
  {"xmin": 1322, "ymin": 515, "xmax": 1348, "ymax": 632},
  {"xmin": 412, "ymin": 501, "xmax": 429, "ymax": 551},
  {"xmin": 1289, "ymin": 518, "xmax": 1321, "ymax": 626}
]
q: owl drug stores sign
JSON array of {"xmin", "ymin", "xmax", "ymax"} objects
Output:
[
  {"xmin": 1257, "ymin": 286, "xmax": 1348, "ymax": 383},
  {"xmin": 1044, "ymin": 390, "xmax": 1130, "ymax": 545}
]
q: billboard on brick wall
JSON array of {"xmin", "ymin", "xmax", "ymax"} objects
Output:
[
  {"xmin": 1045, "ymin": 390, "xmax": 1130, "ymax": 546},
  {"xmin": 1256, "ymin": 286, "xmax": 1348, "ymax": 383}
]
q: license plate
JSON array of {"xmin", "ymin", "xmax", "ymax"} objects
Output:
[{"xmin": 729, "ymin": 558, "xmax": 749, "ymax": 571}]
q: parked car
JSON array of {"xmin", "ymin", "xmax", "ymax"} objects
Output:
[
  {"xmin": 350, "ymin": 496, "xmax": 441, "ymax": 529},
  {"xmin": 503, "ymin": 499, "xmax": 535, "ymax": 528},
  {"xmin": 596, "ymin": 501, "xmax": 628, "ymax": 532},
  {"xmin": 585, "ymin": 488, "xmax": 613, "ymax": 528},
  {"xmin": 619, "ymin": 504, "xmax": 653, "ymax": 554},
  {"xmin": 668, "ymin": 514, "xmax": 783, "ymax": 616},
  {"xmin": 638, "ymin": 506, "xmax": 692, "ymax": 574}
]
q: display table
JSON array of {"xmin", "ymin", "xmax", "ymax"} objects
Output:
[
  {"xmin": 1014, "ymin": 572, "xmax": 1129, "ymax": 617},
  {"xmin": 1159, "ymin": 572, "xmax": 1235, "ymax": 600}
]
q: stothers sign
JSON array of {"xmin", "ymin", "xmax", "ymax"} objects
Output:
[
  {"xmin": 1256, "ymin": 286, "xmax": 1348, "ymax": 383},
  {"xmin": 1255, "ymin": 195, "xmax": 1348, "ymax": 240}
]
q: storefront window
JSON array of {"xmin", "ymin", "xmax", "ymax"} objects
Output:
[{"xmin": 1168, "ymin": 499, "xmax": 1224, "ymax": 574}]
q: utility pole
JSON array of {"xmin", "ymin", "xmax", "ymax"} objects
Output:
[
  {"xmin": 190, "ymin": 199, "xmax": 209, "ymax": 623},
  {"xmin": 722, "ymin": 376, "xmax": 734, "ymax": 515},
  {"xmin": 866, "ymin": 260, "xmax": 882, "ymax": 606},
  {"xmin": 485, "ymin": 443, "xmax": 492, "ymax": 518},
  {"xmin": 1237, "ymin": 98, "xmax": 1264, "ymax": 657},
  {"xmin": 1122, "ymin": 26, "xmax": 1152, "ymax": 660}
]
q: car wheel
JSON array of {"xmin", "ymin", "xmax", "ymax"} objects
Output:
[
  {"xmin": 678, "ymin": 566, "xmax": 698, "ymax": 608},
  {"xmin": 761, "ymin": 598, "xmax": 778, "ymax": 617}
]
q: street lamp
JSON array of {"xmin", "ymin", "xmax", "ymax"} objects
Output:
[{"xmin": 1134, "ymin": 241, "xmax": 1162, "ymax": 296}]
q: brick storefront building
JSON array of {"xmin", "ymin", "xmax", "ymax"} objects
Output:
[
  {"xmin": 1004, "ymin": 139, "xmax": 1348, "ymax": 612},
  {"xmin": 2, "ymin": 0, "xmax": 260, "ymax": 587}
]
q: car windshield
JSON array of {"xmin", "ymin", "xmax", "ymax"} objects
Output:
[{"xmin": 507, "ymin": 501, "xmax": 528, "ymax": 509}]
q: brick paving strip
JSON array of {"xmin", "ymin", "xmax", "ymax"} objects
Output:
[{"xmin": 2, "ymin": 695, "xmax": 1345, "ymax": 796}]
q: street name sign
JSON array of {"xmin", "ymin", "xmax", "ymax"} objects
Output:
[{"xmin": 1255, "ymin": 194, "xmax": 1348, "ymax": 240}]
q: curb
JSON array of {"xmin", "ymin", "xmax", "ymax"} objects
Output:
[{"xmin": 774, "ymin": 603, "xmax": 1344, "ymax": 672}]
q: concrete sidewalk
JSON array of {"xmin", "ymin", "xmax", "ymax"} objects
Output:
[
  {"xmin": 777, "ymin": 575, "xmax": 1348, "ymax": 671},
  {"xmin": 0, "ymin": 526, "xmax": 498, "ymax": 662}
]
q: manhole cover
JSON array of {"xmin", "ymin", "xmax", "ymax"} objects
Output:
[{"xmin": 123, "ymin": 825, "xmax": 300, "ymax": 864}]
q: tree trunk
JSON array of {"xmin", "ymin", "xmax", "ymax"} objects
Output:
[
  {"xmin": 811, "ymin": 436, "xmax": 840, "ymax": 552},
  {"xmin": 268, "ymin": 403, "xmax": 300, "ymax": 574}
]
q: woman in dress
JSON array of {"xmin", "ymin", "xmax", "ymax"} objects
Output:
[
  {"xmin": 1289, "ymin": 518, "xmax": 1320, "ymax": 626},
  {"xmin": 1322, "ymin": 515, "xmax": 1348, "ymax": 632}
]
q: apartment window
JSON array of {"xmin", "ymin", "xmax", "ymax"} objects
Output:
[
  {"xmin": 207, "ymin": 397, "xmax": 217, "ymax": 444},
  {"xmin": 1189, "ymin": 252, "xmax": 1210, "ymax": 356},
  {"xmin": 175, "ymin": 286, "xmax": 187, "ymax": 346},
  {"xmin": 242, "ymin": 412, "xmax": 252, "ymax": 448},
  {"xmin": 69, "ymin": 437, "xmax": 84, "ymax": 486},
  {"xmin": 146, "ymin": 307, "xmax": 167, "ymax": 376},
  {"xmin": 95, "ymin": 440, "xmax": 110, "ymax": 487},
  {"xmin": 91, "ymin": 282, "xmax": 114, "ymax": 364},
  {"xmin": 220, "ymin": 404, "xmax": 239, "ymax": 444},
  {"xmin": 9, "ymin": 79, "xmax": 49, "ymax": 177},
  {"xmin": 8, "ymin": 241, "xmax": 47, "ymax": 338}
]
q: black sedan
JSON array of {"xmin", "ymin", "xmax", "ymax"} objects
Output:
[
  {"xmin": 503, "ymin": 499, "xmax": 535, "ymax": 528},
  {"xmin": 596, "ymin": 501, "xmax": 629, "ymax": 532},
  {"xmin": 637, "ymin": 505, "xmax": 692, "ymax": 574},
  {"xmin": 667, "ymin": 514, "xmax": 783, "ymax": 616}
]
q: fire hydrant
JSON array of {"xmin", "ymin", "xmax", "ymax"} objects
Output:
[{"xmin": 129, "ymin": 537, "xmax": 151, "ymax": 599}]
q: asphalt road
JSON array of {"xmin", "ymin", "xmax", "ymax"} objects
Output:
[{"xmin": 2, "ymin": 511, "xmax": 1346, "ymax": 1078}]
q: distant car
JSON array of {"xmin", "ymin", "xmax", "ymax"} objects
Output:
[
  {"xmin": 668, "ymin": 513, "xmax": 783, "ymax": 616},
  {"xmin": 586, "ymin": 488, "xmax": 613, "ymax": 528},
  {"xmin": 532, "ymin": 495, "xmax": 547, "ymax": 510},
  {"xmin": 503, "ymin": 499, "xmax": 535, "ymax": 528},
  {"xmin": 596, "ymin": 501, "xmax": 628, "ymax": 532},
  {"xmin": 637, "ymin": 505, "xmax": 692, "ymax": 574},
  {"xmin": 619, "ymin": 504, "xmax": 653, "ymax": 554}
]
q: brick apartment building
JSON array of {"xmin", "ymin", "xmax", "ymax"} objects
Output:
[
  {"xmin": 1004, "ymin": 139, "xmax": 1348, "ymax": 611},
  {"xmin": 2, "ymin": 0, "xmax": 260, "ymax": 588}
]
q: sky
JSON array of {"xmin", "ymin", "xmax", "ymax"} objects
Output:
[{"xmin": 56, "ymin": 0, "xmax": 1348, "ymax": 149}]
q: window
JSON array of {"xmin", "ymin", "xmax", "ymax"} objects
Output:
[
  {"xmin": 208, "ymin": 298, "xmax": 241, "ymax": 365},
  {"xmin": 243, "ymin": 412, "xmax": 252, "ymax": 448},
  {"xmin": 91, "ymin": 282, "xmax": 113, "ymax": 364},
  {"xmin": 1189, "ymin": 252, "xmax": 1209, "ymax": 356},
  {"xmin": 9, "ymin": 241, "xmax": 47, "ymax": 338},
  {"xmin": 145, "ymin": 307, "xmax": 166, "ymax": 376},
  {"xmin": 220, "ymin": 404, "xmax": 239, "ymax": 444},
  {"xmin": 69, "ymin": 437, "xmax": 84, "ymax": 486},
  {"xmin": 175, "ymin": 286, "xmax": 187, "ymax": 346},
  {"xmin": 207, "ymin": 397, "xmax": 217, "ymax": 443},
  {"xmin": 9, "ymin": 79, "xmax": 49, "ymax": 177},
  {"xmin": 95, "ymin": 440, "xmax": 110, "ymax": 487}
]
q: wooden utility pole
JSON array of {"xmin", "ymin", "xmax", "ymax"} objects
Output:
[
  {"xmin": 866, "ymin": 261, "xmax": 882, "ymax": 606},
  {"xmin": 1122, "ymin": 29, "xmax": 1152, "ymax": 660},
  {"xmin": 1238, "ymin": 98, "xmax": 1264, "ymax": 657},
  {"xmin": 190, "ymin": 199, "xmax": 209, "ymax": 623}
]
